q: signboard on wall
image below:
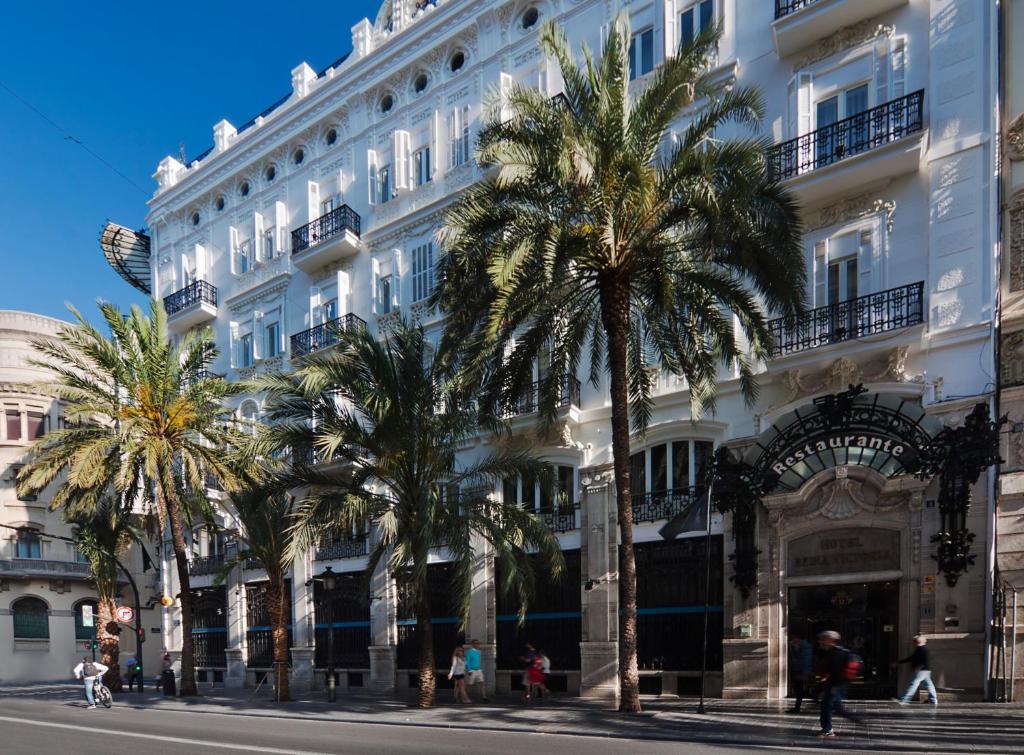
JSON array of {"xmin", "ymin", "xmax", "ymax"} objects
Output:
[
  {"xmin": 787, "ymin": 528, "xmax": 900, "ymax": 578},
  {"xmin": 81, "ymin": 604, "xmax": 94, "ymax": 627}
]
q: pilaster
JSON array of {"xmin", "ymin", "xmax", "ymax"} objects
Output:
[{"xmin": 579, "ymin": 463, "xmax": 619, "ymax": 704}]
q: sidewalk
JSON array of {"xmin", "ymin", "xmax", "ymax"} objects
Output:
[{"xmin": 6, "ymin": 684, "xmax": 1024, "ymax": 752}]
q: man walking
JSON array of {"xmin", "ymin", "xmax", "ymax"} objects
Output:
[
  {"xmin": 465, "ymin": 639, "xmax": 488, "ymax": 702},
  {"xmin": 124, "ymin": 655, "xmax": 142, "ymax": 692},
  {"xmin": 816, "ymin": 630, "xmax": 859, "ymax": 739},
  {"xmin": 73, "ymin": 656, "xmax": 109, "ymax": 709},
  {"xmin": 787, "ymin": 630, "xmax": 813, "ymax": 714},
  {"xmin": 896, "ymin": 635, "xmax": 938, "ymax": 706}
]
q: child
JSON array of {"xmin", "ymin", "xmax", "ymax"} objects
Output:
[{"xmin": 525, "ymin": 656, "xmax": 546, "ymax": 702}]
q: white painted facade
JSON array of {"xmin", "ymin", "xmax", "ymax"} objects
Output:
[{"xmin": 120, "ymin": 0, "xmax": 1001, "ymax": 701}]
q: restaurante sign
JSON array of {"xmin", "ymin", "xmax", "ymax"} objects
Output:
[{"xmin": 770, "ymin": 434, "xmax": 908, "ymax": 475}]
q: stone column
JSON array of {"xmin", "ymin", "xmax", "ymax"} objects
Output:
[
  {"xmin": 160, "ymin": 541, "xmax": 183, "ymax": 660},
  {"xmin": 224, "ymin": 564, "xmax": 245, "ymax": 689},
  {"xmin": 468, "ymin": 535, "xmax": 497, "ymax": 697},
  {"xmin": 290, "ymin": 554, "xmax": 315, "ymax": 693},
  {"xmin": 368, "ymin": 535, "xmax": 397, "ymax": 693},
  {"xmin": 579, "ymin": 463, "xmax": 619, "ymax": 705}
]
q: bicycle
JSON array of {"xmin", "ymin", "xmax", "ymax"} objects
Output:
[{"xmin": 92, "ymin": 674, "xmax": 113, "ymax": 709}]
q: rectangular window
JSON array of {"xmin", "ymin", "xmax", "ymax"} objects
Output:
[
  {"xmin": 411, "ymin": 242, "xmax": 434, "ymax": 302},
  {"xmin": 377, "ymin": 274, "xmax": 393, "ymax": 314},
  {"xmin": 680, "ymin": 0, "xmax": 714, "ymax": 50},
  {"xmin": 630, "ymin": 451, "xmax": 647, "ymax": 495},
  {"xmin": 322, "ymin": 195, "xmax": 340, "ymax": 216},
  {"xmin": 26, "ymin": 411, "xmax": 46, "ymax": 440},
  {"xmin": 322, "ymin": 298, "xmax": 339, "ymax": 322},
  {"xmin": 671, "ymin": 441, "xmax": 690, "ymax": 490},
  {"xmin": 556, "ymin": 465, "xmax": 574, "ymax": 507},
  {"xmin": 503, "ymin": 477, "xmax": 519, "ymax": 506},
  {"xmin": 628, "ymin": 27, "xmax": 655, "ymax": 81},
  {"xmin": 239, "ymin": 333, "xmax": 254, "ymax": 368},
  {"xmin": 263, "ymin": 227, "xmax": 276, "ymax": 259},
  {"xmin": 449, "ymin": 106, "xmax": 471, "ymax": 168},
  {"xmin": 694, "ymin": 441, "xmax": 713, "ymax": 488},
  {"xmin": 234, "ymin": 239, "xmax": 253, "ymax": 274},
  {"xmin": 16, "ymin": 529, "xmax": 41, "ymax": 559},
  {"xmin": 414, "ymin": 147, "xmax": 432, "ymax": 186},
  {"xmin": 379, "ymin": 164, "xmax": 392, "ymax": 203},
  {"xmin": 650, "ymin": 444, "xmax": 668, "ymax": 493},
  {"xmin": 6, "ymin": 409, "xmax": 21, "ymax": 441},
  {"xmin": 265, "ymin": 321, "xmax": 280, "ymax": 358}
]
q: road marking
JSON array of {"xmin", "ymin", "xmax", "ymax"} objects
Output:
[{"xmin": 0, "ymin": 714, "xmax": 323, "ymax": 755}]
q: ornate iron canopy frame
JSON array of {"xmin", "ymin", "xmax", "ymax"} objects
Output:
[{"xmin": 710, "ymin": 385, "xmax": 1003, "ymax": 595}]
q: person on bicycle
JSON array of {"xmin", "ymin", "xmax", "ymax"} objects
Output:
[{"xmin": 73, "ymin": 656, "xmax": 109, "ymax": 709}]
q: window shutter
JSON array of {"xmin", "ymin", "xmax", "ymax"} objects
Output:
[
  {"xmin": 253, "ymin": 212, "xmax": 265, "ymax": 262},
  {"xmin": 858, "ymin": 229, "xmax": 874, "ymax": 294},
  {"xmin": 427, "ymin": 242, "xmax": 435, "ymax": 296},
  {"xmin": 368, "ymin": 149, "xmax": 379, "ymax": 204},
  {"xmin": 181, "ymin": 253, "xmax": 192, "ymax": 286},
  {"xmin": 309, "ymin": 286, "xmax": 322, "ymax": 327},
  {"xmin": 813, "ymin": 240, "xmax": 827, "ymax": 307},
  {"xmin": 194, "ymin": 243, "xmax": 207, "ymax": 281},
  {"xmin": 274, "ymin": 201, "xmax": 287, "ymax": 254},
  {"xmin": 891, "ymin": 36, "xmax": 906, "ymax": 100},
  {"xmin": 229, "ymin": 322, "xmax": 240, "ymax": 368},
  {"xmin": 797, "ymin": 73, "xmax": 812, "ymax": 137},
  {"xmin": 393, "ymin": 130, "xmax": 410, "ymax": 190},
  {"xmin": 430, "ymin": 110, "xmax": 440, "ymax": 175},
  {"xmin": 874, "ymin": 37, "xmax": 891, "ymax": 105},
  {"xmin": 307, "ymin": 181, "xmax": 320, "ymax": 223},
  {"xmin": 447, "ymin": 109, "xmax": 456, "ymax": 168},
  {"xmin": 391, "ymin": 249, "xmax": 402, "ymax": 311},
  {"xmin": 500, "ymin": 73, "xmax": 514, "ymax": 122},
  {"xmin": 252, "ymin": 310, "xmax": 264, "ymax": 360},
  {"xmin": 371, "ymin": 257, "xmax": 382, "ymax": 315},
  {"xmin": 336, "ymin": 269, "xmax": 351, "ymax": 316},
  {"xmin": 229, "ymin": 227, "xmax": 239, "ymax": 273}
]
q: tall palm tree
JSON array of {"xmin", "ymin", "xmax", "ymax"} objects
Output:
[
  {"xmin": 434, "ymin": 18, "xmax": 805, "ymax": 711},
  {"xmin": 66, "ymin": 493, "xmax": 147, "ymax": 693},
  {"xmin": 215, "ymin": 473, "xmax": 298, "ymax": 702},
  {"xmin": 252, "ymin": 321, "xmax": 565, "ymax": 708},
  {"xmin": 16, "ymin": 301, "xmax": 240, "ymax": 696}
]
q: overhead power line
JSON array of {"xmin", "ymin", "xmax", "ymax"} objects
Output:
[{"xmin": 0, "ymin": 79, "xmax": 150, "ymax": 196}]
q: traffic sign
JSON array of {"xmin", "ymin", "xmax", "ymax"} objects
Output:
[{"xmin": 115, "ymin": 605, "xmax": 135, "ymax": 623}]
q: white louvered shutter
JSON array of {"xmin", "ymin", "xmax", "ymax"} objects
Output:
[
  {"xmin": 858, "ymin": 229, "xmax": 874, "ymax": 294},
  {"xmin": 254, "ymin": 212, "xmax": 265, "ymax": 262},
  {"xmin": 368, "ymin": 149, "xmax": 379, "ymax": 204},
  {"xmin": 393, "ymin": 130, "xmax": 410, "ymax": 191},
  {"xmin": 252, "ymin": 310, "xmax": 264, "ymax": 360},
  {"xmin": 274, "ymin": 201, "xmax": 287, "ymax": 255},
  {"xmin": 891, "ymin": 36, "xmax": 906, "ymax": 100},
  {"xmin": 194, "ymin": 243, "xmax": 207, "ymax": 281},
  {"xmin": 309, "ymin": 287, "xmax": 322, "ymax": 327},
  {"xmin": 391, "ymin": 249, "xmax": 402, "ymax": 311},
  {"xmin": 371, "ymin": 257, "xmax": 382, "ymax": 315},
  {"xmin": 500, "ymin": 73, "xmax": 514, "ymax": 122},
  {"xmin": 337, "ymin": 269, "xmax": 351, "ymax": 317},
  {"xmin": 874, "ymin": 37, "xmax": 890, "ymax": 105},
  {"xmin": 230, "ymin": 322, "xmax": 240, "ymax": 368},
  {"xmin": 813, "ymin": 240, "xmax": 827, "ymax": 308},
  {"xmin": 229, "ymin": 227, "xmax": 239, "ymax": 273}
]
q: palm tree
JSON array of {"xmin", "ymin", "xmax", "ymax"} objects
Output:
[
  {"xmin": 252, "ymin": 320, "xmax": 565, "ymax": 708},
  {"xmin": 66, "ymin": 493, "xmax": 146, "ymax": 693},
  {"xmin": 16, "ymin": 301, "xmax": 240, "ymax": 696},
  {"xmin": 215, "ymin": 473, "xmax": 298, "ymax": 702},
  {"xmin": 434, "ymin": 18, "xmax": 805, "ymax": 711}
]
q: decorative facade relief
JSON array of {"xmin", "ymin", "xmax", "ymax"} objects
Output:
[
  {"xmin": 1009, "ymin": 191, "xmax": 1024, "ymax": 291},
  {"xmin": 772, "ymin": 346, "xmax": 920, "ymax": 409},
  {"xmin": 1001, "ymin": 330, "xmax": 1024, "ymax": 388},
  {"xmin": 793, "ymin": 22, "xmax": 895, "ymax": 70},
  {"xmin": 807, "ymin": 192, "xmax": 896, "ymax": 233},
  {"xmin": 1007, "ymin": 112, "xmax": 1024, "ymax": 161}
]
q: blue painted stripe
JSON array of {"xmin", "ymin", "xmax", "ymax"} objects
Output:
[
  {"xmin": 190, "ymin": 627, "xmax": 228, "ymax": 634},
  {"xmin": 495, "ymin": 611, "xmax": 582, "ymax": 622},
  {"xmin": 246, "ymin": 624, "xmax": 294, "ymax": 632},
  {"xmin": 395, "ymin": 616, "xmax": 461, "ymax": 627},
  {"xmin": 312, "ymin": 621, "xmax": 371, "ymax": 630},
  {"xmin": 636, "ymin": 605, "xmax": 723, "ymax": 616}
]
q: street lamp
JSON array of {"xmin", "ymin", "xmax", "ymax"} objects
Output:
[{"xmin": 308, "ymin": 566, "xmax": 337, "ymax": 702}]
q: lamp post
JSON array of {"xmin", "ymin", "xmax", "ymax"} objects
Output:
[{"xmin": 308, "ymin": 566, "xmax": 337, "ymax": 702}]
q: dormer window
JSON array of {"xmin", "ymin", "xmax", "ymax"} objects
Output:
[
  {"xmin": 414, "ymin": 73, "xmax": 429, "ymax": 94},
  {"xmin": 380, "ymin": 94, "xmax": 395, "ymax": 113},
  {"xmin": 521, "ymin": 7, "xmax": 539, "ymax": 29},
  {"xmin": 191, "ymin": 211, "xmax": 200, "ymax": 227},
  {"xmin": 293, "ymin": 148, "xmax": 305, "ymax": 165},
  {"xmin": 326, "ymin": 128, "xmax": 338, "ymax": 146},
  {"xmin": 450, "ymin": 51, "xmax": 465, "ymax": 73},
  {"xmin": 265, "ymin": 165, "xmax": 276, "ymax": 182},
  {"xmin": 215, "ymin": 196, "xmax": 225, "ymax": 212},
  {"xmin": 240, "ymin": 180, "xmax": 250, "ymax": 197}
]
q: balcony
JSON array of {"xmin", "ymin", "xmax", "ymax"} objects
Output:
[
  {"xmin": 314, "ymin": 533, "xmax": 369, "ymax": 560},
  {"xmin": 291, "ymin": 205, "xmax": 361, "ymax": 273},
  {"xmin": 631, "ymin": 487, "xmax": 705, "ymax": 526},
  {"xmin": 502, "ymin": 377, "xmax": 582, "ymax": 419},
  {"xmin": 163, "ymin": 280, "xmax": 218, "ymax": 330},
  {"xmin": 772, "ymin": 0, "xmax": 909, "ymax": 58},
  {"xmin": 188, "ymin": 554, "xmax": 225, "ymax": 577},
  {"xmin": 540, "ymin": 502, "xmax": 580, "ymax": 533},
  {"xmin": 0, "ymin": 558, "xmax": 92, "ymax": 580},
  {"xmin": 290, "ymin": 314, "xmax": 367, "ymax": 358},
  {"xmin": 767, "ymin": 91, "xmax": 924, "ymax": 207},
  {"xmin": 768, "ymin": 281, "xmax": 924, "ymax": 358}
]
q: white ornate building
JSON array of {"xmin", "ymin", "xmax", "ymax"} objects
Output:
[
  {"xmin": 0, "ymin": 311, "xmax": 161, "ymax": 683},
  {"xmin": 103, "ymin": 0, "xmax": 1005, "ymax": 702}
]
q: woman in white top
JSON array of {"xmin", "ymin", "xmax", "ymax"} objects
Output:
[{"xmin": 448, "ymin": 646, "xmax": 471, "ymax": 703}]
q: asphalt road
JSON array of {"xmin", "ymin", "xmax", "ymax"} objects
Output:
[{"xmin": 0, "ymin": 695, "xmax": 780, "ymax": 755}]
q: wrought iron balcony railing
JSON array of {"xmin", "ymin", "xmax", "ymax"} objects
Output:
[
  {"xmin": 164, "ymin": 280, "xmax": 218, "ymax": 316},
  {"xmin": 631, "ymin": 487, "xmax": 705, "ymax": 525},
  {"xmin": 503, "ymin": 377, "xmax": 582, "ymax": 418},
  {"xmin": 768, "ymin": 91, "xmax": 924, "ymax": 180},
  {"xmin": 291, "ymin": 204, "xmax": 361, "ymax": 253},
  {"xmin": 540, "ymin": 502, "xmax": 580, "ymax": 533},
  {"xmin": 768, "ymin": 281, "xmax": 924, "ymax": 357},
  {"xmin": 0, "ymin": 558, "xmax": 93, "ymax": 579},
  {"xmin": 774, "ymin": 0, "xmax": 818, "ymax": 18},
  {"xmin": 314, "ymin": 534, "xmax": 369, "ymax": 561},
  {"xmin": 188, "ymin": 554, "xmax": 225, "ymax": 576},
  {"xmin": 291, "ymin": 314, "xmax": 367, "ymax": 357}
]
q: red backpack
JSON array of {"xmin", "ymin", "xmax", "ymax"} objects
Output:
[{"xmin": 843, "ymin": 651, "xmax": 864, "ymax": 681}]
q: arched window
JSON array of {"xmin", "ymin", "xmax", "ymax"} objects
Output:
[
  {"xmin": 239, "ymin": 399, "xmax": 260, "ymax": 436},
  {"xmin": 73, "ymin": 599, "xmax": 99, "ymax": 640},
  {"xmin": 12, "ymin": 596, "xmax": 49, "ymax": 640}
]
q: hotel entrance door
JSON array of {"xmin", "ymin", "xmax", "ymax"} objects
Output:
[{"xmin": 788, "ymin": 580, "xmax": 900, "ymax": 699}]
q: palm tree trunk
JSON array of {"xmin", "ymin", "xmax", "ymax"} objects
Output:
[
  {"xmin": 599, "ymin": 275, "xmax": 642, "ymax": 713},
  {"xmin": 97, "ymin": 599, "xmax": 123, "ymax": 692},
  {"xmin": 416, "ymin": 588, "xmax": 436, "ymax": 708},
  {"xmin": 158, "ymin": 463, "xmax": 198, "ymax": 696},
  {"xmin": 266, "ymin": 572, "xmax": 291, "ymax": 702}
]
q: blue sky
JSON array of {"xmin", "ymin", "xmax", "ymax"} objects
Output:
[{"xmin": 0, "ymin": 0, "xmax": 381, "ymax": 323}]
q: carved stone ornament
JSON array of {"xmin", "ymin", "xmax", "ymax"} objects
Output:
[
  {"xmin": 793, "ymin": 22, "xmax": 895, "ymax": 70},
  {"xmin": 1007, "ymin": 112, "xmax": 1024, "ymax": 161},
  {"xmin": 808, "ymin": 193, "xmax": 897, "ymax": 233},
  {"xmin": 1009, "ymin": 191, "xmax": 1024, "ymax": 292},
  {"xmin": 1001, "ymin": 330, "xmax": 1024, "ymax": 389},
  {"xmin": 772, "ymin": 346, "xmax": 919, "ymax": 409}
]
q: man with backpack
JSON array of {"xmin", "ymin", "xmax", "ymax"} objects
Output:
[
  {"xmin": 73, "ymin": 656, "xmax": 109, "ymax": 709},
  {"xmin": 816, "ymin": 630, "xmax": 862, "ymax": 739}
]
